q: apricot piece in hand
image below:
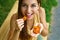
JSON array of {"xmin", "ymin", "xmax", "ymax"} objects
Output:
[
  {"xmin": 33, "ymin": 25, "xmax": 40, "ymax": 34},
  {"xmin": 23, "ymin": 16, "xmax": 27, "ymax": 21}
]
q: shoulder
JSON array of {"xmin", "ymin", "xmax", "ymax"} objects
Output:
[
  {"xmin": 10, "ymin": 13, "xmax": 18, "ymax": 25},
  {"xmin": 10, "ymin": 13, "xmax": 18, "ymax": 28},
  {"xmin": 39, "ymin": 7, "xmax": 46, "ymax": 18},
  {"xmin": 11, "ymin": 13, "xmax": 18, "ymax": 21}
]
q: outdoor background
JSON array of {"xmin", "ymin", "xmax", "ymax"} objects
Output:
[{"xmin": 0, "ymin": 0, "xmax": 60, "ymax": 40}]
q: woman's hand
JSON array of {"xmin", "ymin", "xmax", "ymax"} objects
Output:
[
  {"xmin": 30, "ymin": 23, "xmax": 43, "ymax": 37},
  {"xmin": 39, "ymin": 7, "xmax": 49, "ymax": 36},
  {"xmin": 16, "ymin": 19, "xmax": 24, "ymax": 31}
]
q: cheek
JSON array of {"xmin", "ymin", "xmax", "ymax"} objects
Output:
[
  {"xmin": 21, "ymin": 8, "xmax": 26, "ymax": 15},
  {"xmin": 32, "ymin": 7, "xmax": 39, "ymax": 13}
]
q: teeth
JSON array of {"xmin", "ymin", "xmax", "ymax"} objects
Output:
[{"xmin": 27, "ymin": 14, "xmax": 31, "ymax": 16}]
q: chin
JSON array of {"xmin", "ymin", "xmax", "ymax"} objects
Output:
[
  {"xmin": 27, "ymin": 17, "xmax": 33, "ymax": 20},
  {"xmin": 27, "ymin": 18, "xmax": 32, "ymax": 20},
  {"xmin": 27, "ymin": 15, "xmax": 33, "ymax": 20}
]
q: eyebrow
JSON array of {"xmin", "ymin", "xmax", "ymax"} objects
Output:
[
  {"xmin": 31, "ymin": 3, "xmax": 37, "ymax": 6},
  {"xmin": 22, "ymin": 2, "xmax": 27, "ymax": 4},
  {"xmin": 32, "ymin": 3, "xmax": 37, "ymax": 5},
  {"xmin": 22, "ymin": 3, "xmax": 37, "ymax": 5}
]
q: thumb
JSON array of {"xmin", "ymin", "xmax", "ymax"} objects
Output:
[
  {"xmin": 30, "ymin": 29, "xmax": 39, "ymax": 37},
  {"xmin": 39, "ymin": 23, "xmax": 43, "ymax": 33}
]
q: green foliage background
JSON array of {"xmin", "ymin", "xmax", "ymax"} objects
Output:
[
  {"xmin": 41, "ymin": 0, "xmax": 57, "ymax": 22},
  {"xmin": 41, "ymin": 0, "xmax": 57, "ymax": 32},
  {"xmin": 0, "ymin": 0, "xmax": 16, "ymax": 26},
  {"xmin": 0, "ymin": 0, "xmax": 57, "ymax": 27}
]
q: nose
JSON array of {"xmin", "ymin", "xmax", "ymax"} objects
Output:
[{"xmin": 27, "ymin": 6, "xmax": 32, "ymax": 14}]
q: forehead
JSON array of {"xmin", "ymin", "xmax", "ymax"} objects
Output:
[{"xmin": 22, "ymin": 0, "xmax": 38, "ymax": 4}]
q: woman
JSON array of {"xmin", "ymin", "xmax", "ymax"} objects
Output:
[{"xmin": 8, "ymin": 0, "xmax": 48, "ymax": 40}]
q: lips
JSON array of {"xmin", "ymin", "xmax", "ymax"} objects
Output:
[{"xmin": 27, "ymin": 14, "xmax": 32, "ymax": 18}]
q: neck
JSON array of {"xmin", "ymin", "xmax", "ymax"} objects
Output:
[{"xmin": 27, "ymin": 19, "xmax": 34, "ymax": 29}]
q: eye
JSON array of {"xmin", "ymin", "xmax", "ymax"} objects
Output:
[
  {"xmin": 31, "ymin": 4, "xmax": 36, "ymax": 8},
  {"xmin": 21, "ymin": 4, "xmax": 27, "ymax": 8}
]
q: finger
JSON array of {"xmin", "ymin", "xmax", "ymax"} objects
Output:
[
  {"xmin": 21, "ymin": 25, "xmax": 24, "ymax": 29},
  {"xmin": 16, "ymin": 19, "xmax": 24, "ymax": 22},
  {"xmin": 17, "ymin": 21, "xmax": 24, "ymax": 25},
  {"xmin": 39, "ymin": 23, "xmax": 43, "ymax": 33},
  {"xmin": 20, "ymin": 25, "xmax": 24, "ymax": 31},
  {"xmin": 18, "ymin": 22, "xmax": 24, "ymax": 27},
  {"xmin": 16, "ymin": 19, "xmax": 24, "ymax": 24},
  {"xmin": 31, "ymin": 29, "xmax": 36, "ymax": 37}
]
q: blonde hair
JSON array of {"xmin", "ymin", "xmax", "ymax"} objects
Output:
[{"xmin": 18, "ymin": 0, "xmax": 41, "ymax": 40}]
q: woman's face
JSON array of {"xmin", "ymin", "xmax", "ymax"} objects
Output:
[{"xmin": 21, "ymin": 0, "xmax": 40, "ymax": 20}]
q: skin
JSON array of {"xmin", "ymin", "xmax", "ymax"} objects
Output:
[
  {"xmin": 21, "ymin": 0, "xmax": 39, "ymax": 20},
  {"xmin": 8, "ymin": 0, "xmax": 48, "ymax": 40},
  {"xmin": 21, "ymin": 0, "xmax": 48, "ymax": 36}
]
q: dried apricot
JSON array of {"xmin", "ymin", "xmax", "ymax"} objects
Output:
[
  {"xmin": 23, "ymin": 16, "xmax": 27, "ymax": 21},
  {"xmin": 33, "ymin": 25, "xmax": 40, "ymax": 34}
]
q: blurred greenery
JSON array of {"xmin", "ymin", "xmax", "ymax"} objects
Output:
[
  {"xmin": 0, "ymin": 0, "xmax": 57, "ymax": 27},
  {"xmin": 41, "ymin": 0, "xmax": 57, "ymax": 32},
  {"xmin": 0, "ymin": 0, "xmax": 16, "ymax": 26},
  {"xmin": 41, "ymin": 0, "xmax": 57, "ymax": 23}
]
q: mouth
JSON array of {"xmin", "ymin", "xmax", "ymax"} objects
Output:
[{"xmin": 26, "ymin": 13, "xmax": 33, "ymax": 18}]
